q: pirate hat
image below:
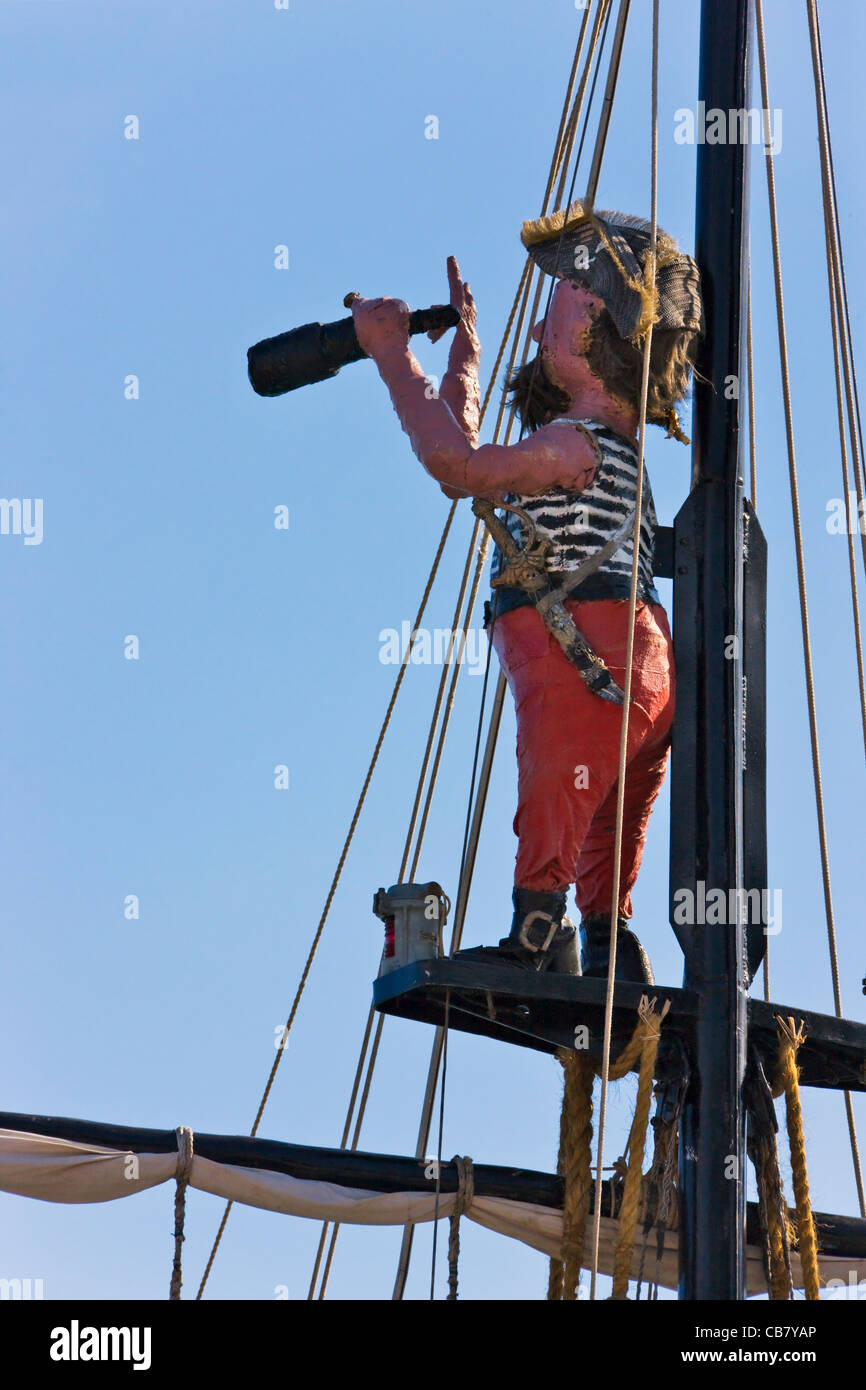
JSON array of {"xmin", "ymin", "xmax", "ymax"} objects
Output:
[{"xmin": 521, "ymin": 200, "xmax": 703, "ymax": 343}]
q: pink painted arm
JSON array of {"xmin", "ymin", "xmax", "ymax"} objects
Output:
[
  {"xmin": 439, "ymin": 343, "xmax": 481, "ymax": 445},
  {"xmin": 436, "ymin": 257, "xmax": 481, "ymax": 449},
  {"xmin": 352, "ymin": 296, "xmax": 598, "ymax": 501},
  {"xmin": 437, "ymin": 338, "xmax": 481, "ymax": 499}
]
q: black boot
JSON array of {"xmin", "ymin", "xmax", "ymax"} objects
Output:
[
  {"xmin": 579, "ymin": 913, "xmax": 654, "ymax": 985},
  {"xmin": 455, "ymin": 888, "xmax": 580, "ymax": 975}
]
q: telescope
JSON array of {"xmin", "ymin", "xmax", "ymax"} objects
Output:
[{"xmin": 247, "ymin": 296, "xmax": 461, "ymax": 398}]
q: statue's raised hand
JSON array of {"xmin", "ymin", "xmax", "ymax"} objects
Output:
[{"xmin": 427, "ymin": 256, "xmax": 478, "ymax": 345}]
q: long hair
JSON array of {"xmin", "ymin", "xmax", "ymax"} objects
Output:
[{"xmin": 506, "ymin": 309, "xmax": 701, "ymax": 434}]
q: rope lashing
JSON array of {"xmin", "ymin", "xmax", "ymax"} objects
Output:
[
  {"xmin": 446, "ymin": 1155, "xmax": 474, "ymax": 1300},
  {"xmin": 548, "ymin": 996, "xmax": 669, "ymax": 1301},
  {"xmin": 773, "ymin": 1017, "xmax": 821, "ymax": 1300},
  {"xmin": 169, "ymin": 1126, "xmax": 195, "ymax": 1301}
]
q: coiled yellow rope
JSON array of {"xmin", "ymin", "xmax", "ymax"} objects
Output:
[
  {"xmin": 773, "ymin": 1016, "xmax": 821, "ymax": 1300},
  {"xmin": 549, "ymin": 996, "xmax": 668, "ymax": 1300},
  {"xmin": 756, "ymin": 1136, "xmax": 795, "ymax": 1301},
  {"xmin": 610, "ymin": 998, "xmax": 670, "ymax": 1299},
  {"xmin": 548, "ymin": 1050, "xmax": 596, "ymax": 1300}
]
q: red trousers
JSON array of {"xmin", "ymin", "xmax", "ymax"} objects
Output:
[{"xmin": 491, "ymin": 598, "xmax": 675, "ymax": 919}]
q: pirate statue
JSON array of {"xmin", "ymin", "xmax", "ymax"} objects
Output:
[{"xmin": 351, "ymin": 202, "xmax": 703, "ymax": 983}]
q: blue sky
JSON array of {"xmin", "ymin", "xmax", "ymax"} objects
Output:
[{"xmin": 2, "ymin": 0, "xmax": 865, "ymax": 1302}]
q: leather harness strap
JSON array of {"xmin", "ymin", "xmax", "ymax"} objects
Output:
[{"xmin": 473, "ymin": 495, "xmax": 632, "ymax": 706}]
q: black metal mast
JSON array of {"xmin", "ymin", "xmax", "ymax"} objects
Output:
[{"xmin": 670, "ymin": 0, "xmax": 757, "ymax": 1300}]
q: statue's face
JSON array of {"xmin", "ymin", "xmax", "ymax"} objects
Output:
[{"xmin": 530, "ymin": 277, "xmax": 604, "ymax": 394}]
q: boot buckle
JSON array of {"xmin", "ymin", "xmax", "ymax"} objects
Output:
[{"xmin": 517, "ymin": 910, "xmax": 559, "ymax": 955}]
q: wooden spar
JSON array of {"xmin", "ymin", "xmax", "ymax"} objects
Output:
[
  {"xmin": 373, "ymin": 960, "xmax": 866, "ymax": 1093},
  {"xmin": 2, "ymin": 1109, "xmax": 865, "ymax": 1263}
]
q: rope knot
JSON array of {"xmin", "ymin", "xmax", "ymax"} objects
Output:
[
  {"xmin": 446, "ymin": 1156, "xmax": 474, "ymax": 1300},
  {"xmin": 175, "ymin": 1124, "xmax": 195, "ymax": 1191},
  {"xmin": 170, "ymin": 1126, "xmax": 195, "ymax": 1301},
  {"xmin": 637, "ymin": 994, "xmax": 671, "ymax": 1037},
  {"xmin": 451, "ymin": 1154, "xmax": 475, "ymax": 1218}
]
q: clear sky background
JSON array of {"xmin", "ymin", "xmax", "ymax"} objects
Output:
[{"xmin": 2, "ymin": 0, "xmax": 865, "ymax": 1303}]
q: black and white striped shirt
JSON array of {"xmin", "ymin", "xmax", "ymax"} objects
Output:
[{"xmin": 490, "ymin": 418, "xmax": 660, "ymax": 612}]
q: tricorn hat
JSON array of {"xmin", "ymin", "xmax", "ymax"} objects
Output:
[{"xmin": 520, "ymin": 200, "xmax": 703, "ymax": 343}]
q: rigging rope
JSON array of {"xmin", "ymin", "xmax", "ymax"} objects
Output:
[
  {"xmin": 588, "ymin": 0, "xmax": 659, "ymax": 1301},
  {"xmin": 754, "ymin": 0, "xmax": 865, "ymax": 1217},
  {"xmin": 818, "ymin": 171, "xmax": 866, "ymax": 766},
  {"xmin": 551, "ymin": 0, "xmax": 614, "ymax": 215},
  {"xmin": 585, "ymin": 0, "xmax": 631, "ymax": 205},
  {"xmin": 807, "ymin": 0, "xmax": 866, "ymax": 764},
  {"xmin": 811, "ymin": 4, "xmax": 866, "ymax": 588}
]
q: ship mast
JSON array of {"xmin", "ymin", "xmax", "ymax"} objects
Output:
[{"xmin": 671, "ymin": 0, "xmax": 761, "ymax": 1300}]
